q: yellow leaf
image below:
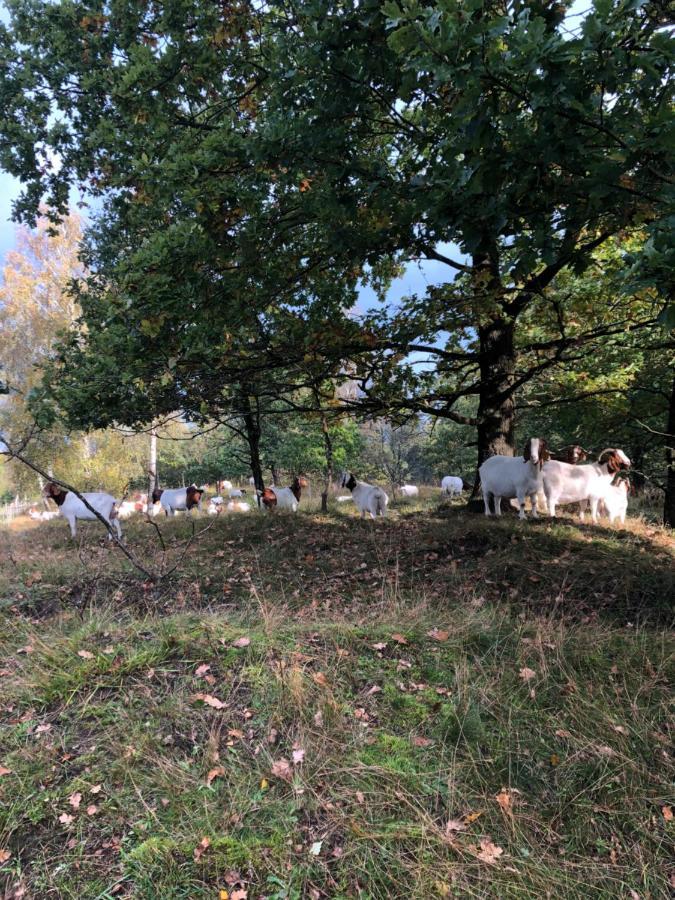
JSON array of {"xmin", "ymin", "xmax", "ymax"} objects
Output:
[
  {"xmin": 463, "ymin": 811, "xmax": 482, "ymax": 825},
  {"xmin": 220, "ymin": 892, "xmax": 229, "ymax": 900},
  {"xmin": 260, "ymin": 778, "xmax": 269, "ymax": 791}
]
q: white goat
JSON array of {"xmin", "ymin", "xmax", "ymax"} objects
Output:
[
  {"xmin": 151, "ymin": 484, "xmax": 205, "ymax": 517},
  {"xmin": 441, "ymin": 476, "xmax": 464, "ymax": 498},
  {"xmin": 543, "ymin": 449, "xmax": 631, "ymax": 522},
  {"xmin": 217, "ymin": 479, "xmax": 233, "ymax": 492},
  {"xmin": 399, "ymin": 484, "xmax": 419, "ymax": 498},
  {"xmin": 260, "ymin": 476, "xmax": 307, "ymax": 512},
  {"xmin": 228, "ymin": 488, "xmax": 245, "ymax": 498},
  {"xmin": 227, "ymin": 500, "xmax": 250, "ymax": 513},
  {"xmin": 479, "ymin": 438, "xmax": 549, "ymax": 520},
  {"xmin": 340, "ymin": 473, "xmax": 388, "ymax": 519},
  {"xmin": 44, "ymin": 482, "xmax": 122, "ymax": 540},
  {"xmin": 599, "ymin": 479, "xmax": 629, "ymax": 524},
  {"xmin": 116, "ymin": 500, "xmax": 139, "ymax": 520}
]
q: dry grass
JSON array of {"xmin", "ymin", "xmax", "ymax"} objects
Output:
[{"xmin": 0, "ymin": 494, "xmax": 673, "ymax": 898}]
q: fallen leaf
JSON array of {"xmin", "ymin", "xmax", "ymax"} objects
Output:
[
  {"xmin": 519, "ymin": 667, "xmax": 536, "ymax": 682},
  {"xmin": 232, "ymin": 637, "xmax": 250, "ymax": 648},
  {"xmin": 612, "ymin": 725, "xmax": 629, "ymax": 736},
  {"xmin": 312, "ymin": 672, "xmax": 328, "ymax": 687},
  {"xmin": 372, "ymin": 642, "xmax": 387, "ymax": 651},
  {"xmin": 0, "ymin": 849, "xmax": 11, "ymax": 863},
  {"xmin": 69, "ymin": 791, "xmax": 82, "ymax": 810},
  {"xmin": 476, "ymin": 838, "xmax": 504, "ymax": 864},
  {"xmin": 309, "ymin": 841, "xmax": 323, "ymax": 856},
  {"xmin": 220, "ymin": 892, "xmax": 229, "ymax": 900},
  {"xmin": 271, "ymin": 758, "xmax": 293, "ymax": 782},
  {"xmin": 35, "ymin": 723, "xmax": 52, "ymax": 734},
  {"xmin": 662, "ymin": 805, "xmax": 673, "ymax": 822},
  {"xmin": 445, "ymin": 818, "xmax": 466, "ymax": 835},
  {"xmin": 90, "ymin": 784, "xmax": 102, "ymax": 794},
  {"xmin": 207, "ymin": 766, "xmax": 225, "ymax": 786},
  {"xmin": 463, "ymin": 811, "xmax": 482, "ymax": 825},
  {"xmin": 192, "ymin": 693, "xmax": 226, "ymax": 710},
  {"xmin": 411, "ymin": 736, "xmax": 433, "ymax": 748},
  {"xmin": 0, "ymin": 767, "xmax": 12, "ymax": 777},
  {"xmin": 495, "ymin": 788, "xmax": 518, "ymax": 817},
  {"xmin": 365, "ymin": 684, "xmax": 382, "ymax": 696},
  {"xmin": 193, "ymin": 836, "xmax": 210, "ymax": 861},
  {"xmin": 17, "ymin": 645, "xmax": 34, "ymax": 654},
  {"xmin": 292, "ymin": 748, "xmax": 305, "ymax": 765},
  {"xmin": 550, "ymin": 753, "xmax": 561, "ymax": 767},
  {"xmin": 554, "ymin": 728, "xmax": 571, "ymax": 738},
  {"xmin": 58, "ymin": 813, "xmax": 74, "ymax": 825},
  {"xmin": 77, "ymin": 650, "xmax": 95, "ymax": 660},
  {"xmin": 103, "ymin": 646, "xmax": 115, "ymax": 654},
  {"xmin": 86, "ymin": 804, "xmax": 98, "ymax": 816},
  {"xmin": 195, "ymin": 664, "xmax": 211, "ymax": 677},
  {"xmin": 231, "ymin": 891, "xmax": 247, "ymax": 900},
  {"xmin": 355, "ymin": 791, "xmax": 365, "ymax": 804},
  {"xmin": 160, "ymin": 798, "xmax": 170, "ymax": 807},
  {"xmin": 259, "ymin": 778, "xmax": 269, "ymax": 791},
  {"xmin": 427, "ymin": 629, "xmax": 449, "ymax": 642},
  {"xmin": 391, "ymin": 633, "xmax": 408, "ymax": 644}
]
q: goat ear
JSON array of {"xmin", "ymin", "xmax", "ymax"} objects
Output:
[{"xmin": 539, "ymin": 439, "xmax": 549, "ymax": 462}]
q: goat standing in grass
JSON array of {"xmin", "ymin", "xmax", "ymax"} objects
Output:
[
  {"xmin": 441, "ymin": 475, "xmax": 464, "ymax": 498},
  {"xmin": 479, "ymin": 438, "xmax": 549, "ymax": 520},
  {"xmin": 340, "ymin": 473, "xmax": 389, "ymax": 519},
  {"xmin": 44, "ymin": 482, "xmax": 122, "ymax": 540},
  {"xmin": 260, "ymin": 476, "xmax": 308, "ymax": 512},
  {"xmin": 151, "ymin": 484, "xmax": 205, "ymax": 517},
  {"xmin": 543, "ymin": 449, "xmax": 631, "ymax": 522}
]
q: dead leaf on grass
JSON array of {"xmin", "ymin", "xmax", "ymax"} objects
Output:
[
  {"xmin": 231, "ymin": 890, "xmax": 247, "ymax": 900},
  {"xmin": 371, "ymin": 642, "xmax": 387, "ymax": 651},
  {"xmin": 312, "ymin": 672, "xmax": 328, "ymax": 687},
  {"xmin": 195, "ymin": 664, "xmax": 211, "ymax": 677},
  {"xmin": 192, "ymin": 693, "xmax": 226, "ymax": 710},
  {"xmin": 0, "ymin": 767, "xmax": 12, "ymax": 777},
  {"xmin": 58, "ymin": 813, "xmax": 74, "ymax": 825},
  {"xmin": 193, "ymin": 836, "xmax": 210, "ymax": 861},
  {"xmin": 411, "ymin": 736, "xmax": 433, "ymax": 748},
  {"xmin": 391, "ymin": 633, "xmax": 408, "ymax": 644},
  {"xmin": 90, "ymin": 784, "xmax": 102, "ymax": 794},
  {"xmin": 476, "ymin": 838, "xmax": 504, "ymax": 864},
  {"xmin": 426, "ymin": 629, "xmax": 449, "ymax": 642},
  {"xmin": 463, "ymin": 811, "xmax": 482, "ymax": 825},
  {"xmin": 495, "ymin": 788, "xmax": 519, "ymax": 817},
  {"xmin": 207, "ymin": 766, "xmax": 225, "ymax": 786},
  {"xmin": 519, "ymin": 667, "xmax": 536, "ymax": 682},
  {"xmin": 86, "ymin": 804, "xmax": 98, "ymax": 816},
  {"xmin": 445, "ymin": 818, "xmax": 467, "ymax": 835},
  {"xmin": 232, "ymin": 637, "xmax": 251, "ymax": 648},
  {"xmin": 0, "ymin": 849, "xmax": 11, "ymax": 863},
  {"xmin": 271, "ymin": 758, "xmax": 293, "ymax": 782},
  {"xmin": 35, "ymin": 723, "xmax": 52, "ymax": 734},
  {"xmin": 68, "ymin": 791, "xmax": 82, "ymax": 810},
  {"xmin": 662, "ymin": 805, "xmax": 673, "ymax": 822},
  {"xmin": 77, "ymin": 650, "xmax": 95, "ymax": 660},
  {"xmin": 292, "ymin": 748, "xmax": 305, "ymax": 765}
]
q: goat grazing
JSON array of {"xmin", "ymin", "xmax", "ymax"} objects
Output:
[
  {"xmin": 151, "ymin": 484, "xmax": 205, "ymax": 517},
  {"xmin": 227, "ymin": 499, "xmax": 251, "ymax": 513},
  {"xmin": 441, "ymin": 475, "xmax": 463, "ymax": 498},
  {"xmin": 44, "ymin": 482, "xmax": 122, "ymax": 540},
  {"xmin": 260, "ymin": 476, "xmax": 308, "ymax": 512},
  {"xmin": 479, "ymin": 438, "xmax": 549, "ymax": 520},
  {"xmin": 399, "ymin": 484, "xmax": 419, "ymax": 498},
  {"xmin": 543, "ymin": 448, "xmax": 631, "ymax": 522},
  {"xmin": 340, "ymin": 473, "xmax": 389, "ymax": 519}
]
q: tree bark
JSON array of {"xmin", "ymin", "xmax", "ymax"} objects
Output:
[
  {"xmin": 148, "ymin": 427, "xmax": 158, "ymax": 500},
  {"xmin": 320, "ymin": 411, "xmax": 333, "ymax": 513},
  {"xmin": 469, "ymin": 316, "xmax": 517, "ymax": 503},
  {"xmin": 663, "ymin": 375, "xmax": 675, "ymax": 527},
  {"xmin": 270, "ymin": 462, "xmax": 280, "ymax": 485},
  {"xmin": 240, "ymin": 391, "xmax": 264, "ymax": 502}
]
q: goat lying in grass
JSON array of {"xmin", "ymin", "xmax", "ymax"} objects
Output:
[
  {"xmin": 479, "ymin": 438, "xmax": 549, "ymax": 520},
  {"xmin": 340, "ymin": 472, "xmax": 388, "ymax": 519},
  {"xmin": 44, "ymin": 482, "xmax": 122, "ymax": 540},
  {"xmin": 399, "ymin": 484, "xmax": 419, "ymax": 498}
]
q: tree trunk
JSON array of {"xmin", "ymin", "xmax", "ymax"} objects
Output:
[
  {"xmin": 320, "ymin": 411, "xmax": 333, "ymax": 513},
  {"xmin": 270, "ymin": 462, "xmax": 280, "ymax": 485},
  {"xmin": 148, "ymin": 427, "xmax": 158, "ymax": 500},
  {"xmin": 469, "ymin": 316, "xmax": 517, "ymax": 503},
  {"xmin": 663, "ymin": 375, "xmax": 675, "ymax": 528},
  {"xmin": 240, "ymin": 392, "xmax": 264, "ymax": 503}
]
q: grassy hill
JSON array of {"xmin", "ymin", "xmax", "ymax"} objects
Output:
[{"xmin": 1, "ymin": 492, "xmax": 673, "ymax": 899}]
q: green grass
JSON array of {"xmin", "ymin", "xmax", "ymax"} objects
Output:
[{"xmin": 1, "ymin": 493, "xmax": 673, "ymax": 898}]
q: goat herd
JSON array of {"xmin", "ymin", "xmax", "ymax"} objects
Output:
[{"xmin": 29, "ymin": 441, "xmax": 631, "ymax": 541}]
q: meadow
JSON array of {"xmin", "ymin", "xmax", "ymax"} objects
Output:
[{"xmin": 0, "ymin": 491, "xmax": 673, "ymax": 899}]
